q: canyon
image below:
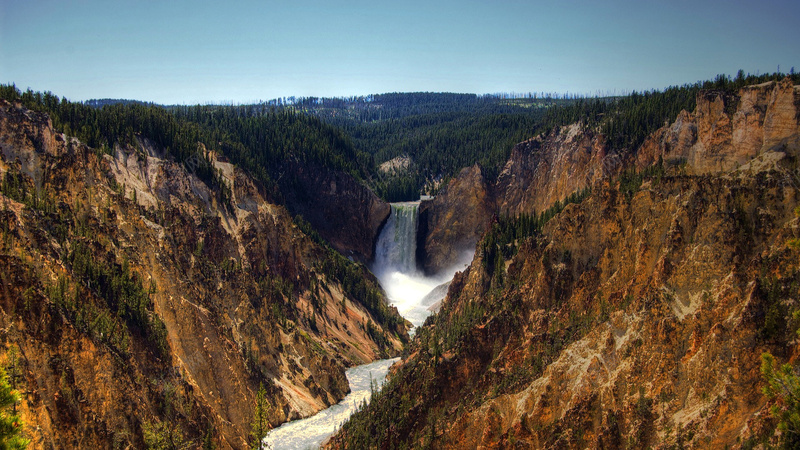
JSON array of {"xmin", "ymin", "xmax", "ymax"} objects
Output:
[
  {"xmin": 331, "ymin": 78, "xmax": 800, "ymax": 448},
  {"xmin": 0, "ymin": 99, "xmax": 406, "ymax": 448},
  {"xmin": 1, "ymin": 77, "xmax": 799, "ymax": 449}
]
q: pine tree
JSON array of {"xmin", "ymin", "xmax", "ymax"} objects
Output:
[
  {"xmin": 761, "ymin": 353, "xmax": 800, "ymax": 448},
  {"xmin": 250, "ymin": 383, "xmax": 271, "ymax": 450},
  {"xmin": 0, "ymin": 366, "xmax": 28, "ymax": 449},
  {"xmin": 761, "ymin": 223, "xmax": 800, "ymax": 448}
]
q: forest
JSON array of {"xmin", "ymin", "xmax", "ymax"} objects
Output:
[
  {"xmin": 292, "ymin": 71, "xmax": 799, "ymax": 201},
  {"xmin": 2, "ymin": 70, "xmax": 797, "ymax": 205}
]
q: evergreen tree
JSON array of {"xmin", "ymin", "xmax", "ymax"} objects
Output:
[
  {"xmin": 761, "ymin": 353, "xmax": 800, "ymax": 448},
  {"xmin": 250, "ymin": 383, "xmax": 271, "ymax": 450},
  {"xmin": 0, "ymin": 366, "xmax": 27, "ymax": 450},
  {"xmin": 760, "ymin": 213, "xmax": 800, "ymax": 448}
]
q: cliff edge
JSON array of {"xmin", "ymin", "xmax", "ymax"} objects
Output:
[{"xmin": 0, "ymin": 100, "xmax": 406, "ymax": 449}]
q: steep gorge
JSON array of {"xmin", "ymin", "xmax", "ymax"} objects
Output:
[
  {"xmin": 2, "ymin": 77, "xmax": 799, "ymax": 449},
  {"xmin": 332, "ymin": 78, "xmax": 800, "ymax": 448},
  {"xmin": 0, "ymin": 100, "xmax": 407, "ymax": 449}
]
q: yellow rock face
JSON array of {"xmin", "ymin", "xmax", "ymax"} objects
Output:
[{"xmin": 0, "ymin": 99, "xmax": 406, "ymax": 449}]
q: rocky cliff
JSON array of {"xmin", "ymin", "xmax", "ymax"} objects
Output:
[
  {"xmin": 279, "ymin": 160, "xmax": 390, "ymax": 263},
  {"xmin": 331, "ymin": 79, "xmax": 800, "ymax": 448},
  {"xmin": 0, "ymin": 100, "xmax": 407, "ymax": 449},
  {"xmin": 495, "ymin": 124, "xmax": 611, "ymax": 217},
  {"xmin": 637, "ymin": 78, "xmax": 800, "ymax": 172},
  {"xmin": 417, "ymin": 79, "xmax": 800, "ymax": 275},
  {"xmin": 440, "ymin": 174, "xmax": 799, "ymax": 448},
  {"xmin": 415, "ymin": 124, "xmax": 613, "ymax": 275},
  {"xmin": 417, "ymin": 165, "xmax": 494, "ymax": 275}
]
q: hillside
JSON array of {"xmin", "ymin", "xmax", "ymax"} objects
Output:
[
  {"xmin": 0, "ymin": 98, "xmax": 407, "ymax": 448},
  {"xmin": 0, "ymin": 87, "xmax": 389, "ymax": 263},
  {"xmin": 2, "ymin": 74, "xmax": 799, "ymax": 449},
  {"xmin": 277, "ymin": 92, "xmax": 583, "ymax": 201},
  {"xmin": 330, "ymin": 78, "xmax": 800, "ymax": 448},
  {"xmin": 416, "ymin": 76, "xmax": 800, "ymax": 273}
]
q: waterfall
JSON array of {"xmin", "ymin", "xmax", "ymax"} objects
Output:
[
  {"xmin": 372, "ymin": 201, "xmax": 459, "ymax": 328},
  {"xmin": 373, "ymin": 202, "xmax": 420, "ymax": 276}
]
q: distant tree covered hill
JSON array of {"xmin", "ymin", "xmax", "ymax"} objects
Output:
[
  {"xmin": 289, "ymin": 92, "xmax": 576, "ymax": 123},
  {"xmin": 288, "ymin": 93, "xmax": 583, "ymax": 201},
  {"xmin": 84, "ymin": 98, "xmax": 158, "ymax": 108},
  {"xmin": 3, "ymin": 70, "xmax": 795, "ymax": 204}
]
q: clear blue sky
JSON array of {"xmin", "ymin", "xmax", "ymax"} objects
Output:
[{"xmin": 1, "ymin": 0, "xmax": 798, "ymax": 104}]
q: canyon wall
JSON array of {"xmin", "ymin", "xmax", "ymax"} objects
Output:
[
  {"xmin": 637, "ymin": 78, "xmax": 800, "ymax": 173},
  {"xmin": 0, "ymin": 100, "xmax": 406, "ymax": 449},
  {"xmin": 417, "ymin": 165, "xmax": 494, "ymax": 275},
  {"xmin": 279, "ymin": 160, "xmax": 390, "ymax": 263},
  {"xmin": 332, "ymin": 78, "xmax": 800, "ymax": 449},
  {"xmin": 417, "ymin": 79, "xmax": 800, "ymax": 277}
]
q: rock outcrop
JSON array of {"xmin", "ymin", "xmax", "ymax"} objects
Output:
[
  {"xmin": 495, "ymin": 124, "xmax": 611, "ymax": 216},
  {"xmin": 638, "ymin": 78, "xmax": 800, "ymax": 173},
  {"xmin": 279, "ymin": 160, "xmax": 390, "ymax": 263},
  {"xmin": 0, "ymin": 100, "xmax": 406, "ymax": 449},
  {"xmin": 417, "ymin": 165, "xmax": 494, "ymax": 275},
  {"xmin": 330, "ymin": 79, "xmax": 800, "ymax": 449}
]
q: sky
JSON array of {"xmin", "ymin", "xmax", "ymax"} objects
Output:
[{"xmin": 1, "ymin": 0, "xmax": 798, "ymax": 104}]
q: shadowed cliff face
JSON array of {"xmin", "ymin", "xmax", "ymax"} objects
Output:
[
  {"xmin": 417, "ymin": 165, "xmax": 494, "ymax": 275},
  {"xmin": 0, "ymin": 100, "xmax": 406, "ymax": 449},
  {"xmin": 279, "ymin": 160, "xmax": 390, "ymax": 263},
  {"xmin": 330, "ymin": 80, "xmax": 800, "ymax": 449}
]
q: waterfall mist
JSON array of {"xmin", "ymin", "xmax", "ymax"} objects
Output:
[{"xmin": 372, "ymin": 202, "xmax": 472, "ymax": 327}]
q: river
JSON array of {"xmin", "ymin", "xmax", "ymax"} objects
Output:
[{"xmin": 264, "ymin": 357, "xmax": 399, "ymax": 449}]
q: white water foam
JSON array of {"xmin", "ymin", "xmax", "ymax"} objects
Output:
[
  {"xmin": 264, "ymin": 358, "xmax": 399, "ymax": 450},
  {"xmin": 372, "ymin": 201, "xmax": 472, "ymax": 327}
]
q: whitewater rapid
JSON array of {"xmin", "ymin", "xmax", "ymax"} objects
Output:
[{"xmin": 264, "ymin": 358, "xmax": 399, "ymax": 450}]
